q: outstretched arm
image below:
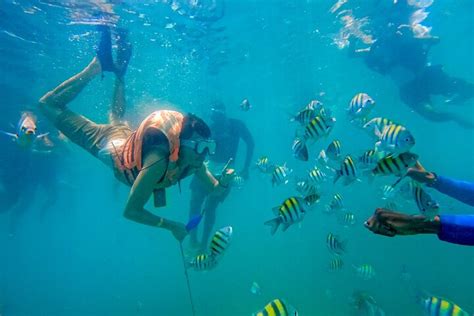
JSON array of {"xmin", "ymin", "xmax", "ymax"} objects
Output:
[{"xmin": 123, "ymin": 149, "xmax": 187, "ymax": 241}]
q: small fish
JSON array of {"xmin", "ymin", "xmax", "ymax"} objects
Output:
[
  {"xmin": 363, "ymin": 117, "xmax": 395, "ymax": 139},
  {"xmin": 413, "ymin": 184, "xmax": 439, "ymax": 219},
  {"xmin": 295, "ymin": 180, "xmax": 318, "ymax": 197},
  {"xmin": 325, "ymin": 193, "xmax": 344, "ymax": 213},
  {"xmin": 381, "ymin": 185, "xmax": 396, "ymax": 200},
  {"xmin": 422, "ymin": 296, "xmax": 470, "ymax": 316},
  {"xmin": 306, "ymin": 99, "xmax": 324, "ymax": 111},
  {"xmin": 354, "ymin": 264, "xmax": 376, "ymax": 280},
  {"xmin": 292, "ymin": 137, "xmax": 308, "ymax": 161},
  {"xmin": 252, "ymin": 298, "xmax": 298, "ymax": 316},
  {"xmin": 303, "ymin": 115, "xmax": 336, "ymax": 142},
  {"xmin": 272, "ymin": 164, "xmax": 291, "ymax": 186},
  {"xmin": 326, "ymin": 233, "xmax": 346, "ymax": 255},
  {"xmin": 256, "ymin": 156, "xmax": 273, "ymax": 174},
  {"xmin": 351, "ymin": 291, "xmax": 386, "ymax": 316},
  {"xmin": 371, "ymin": 152, "xmax": 419, "ymax": 178},
  {"xmin": 358, "ymin": 149, "xmax": 384, "ymax": 170},
  {"xmin": 188, "ymin": 253, "xmax": 217, "ymax": 271},
  {"xmin": 240, "ymin": 98, "xmax": 251, "ymax": 111},
  {"xmin": 348, "ymin": 93, "xmax": 375, "ymax": 122},
  {"xmin": 250, "ymin": 281, "xmax": 261, "ymax": 296},
  {"xmin": 308, "ymin": 166, "xmax": 327, "ymax": 184},
  {"xmin": 291, "ymin": 101, "xmax": 322, "ymax": 125},
  {"xmin": 209, "ymin": 226, "xmax": 233, "ymax": 258},
  {"xmin": 339, "ymin": 212, "xmax": 356, "ymax": 226},
  {"xmin": 1, "ymin": 111, "xmax": 47, "ymax": 148},
  {"xmin": 375, "ymin": 124, "xmax": 416, "ymax": 154},
  {"xmin": 325, "ymin": 140, "xmax": 343, "ymax": 161},
  {"xmin": 304, "ymin": 193, "xmax": 320, "ymax": 206},
  {"xmin": 334, "ymin": 155, "xmax": 359, "ymax": 185},
  {"xmin": 232, "ymin": 175, "xmax": 245, "ymax": 188},
  {"xmin": 329, "ymin": 257, "xmax": 344, "ymax": 271},
  {"xmin": 265, "ymin": 196, "xmax": 309, "ymax": 235}
]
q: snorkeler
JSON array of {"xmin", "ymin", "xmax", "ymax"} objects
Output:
[
  {"xmin": 188, "ymin": 100, "xmax": 254, "ymax": 252},
  {"xmin": 365, "ymin": 163, "xmax": 474, "ymax": 246},
  {"xmin": 348, "ymin": 1, "xmax": 474, "ymax": 128},
  {"xmin": 38, "ymin": 27, "xmax": 232, "ymax": 241}
]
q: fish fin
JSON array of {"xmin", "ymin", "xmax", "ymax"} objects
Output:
[
  {"xmin": 36, "ymin": 132, "xmax": 50, "ymax": 139},
  {"xmin": 282, "ymin": 223, "xmax": 291, "ymax": 232},
  {"xmin": 271, "ymin": 206, "xmax": 280, "ymax": 216},
  {"xmin": 0, "ymin": 130, "xmax": 18, "ymax": 140},
  {"xmin": 264, "ymin": 218, "xmax": 281, "ymax": 235}
]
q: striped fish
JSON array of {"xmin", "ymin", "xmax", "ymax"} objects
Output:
[
  {"xmin": 265, "ymin": 197, "xmax": 308, "ymax": 235},
  {"xmin": 295, "ymin": 180, "xmax": 318, "ymax": 197},
  {"xmin": 304, "ymin": 193, "xmax": 320, "ymax": 206},
  {"xmin": 339, "ymin": 212, "xmax": 356, "ymax": 226},
  {"xmin": 188, "ymin": 253, "xmax": 217, "ymax": 271},
  {"xmin": 363, "ymin": 117, "xmax": 395, "ymax": 139},
  {"xmin": 329, "ymin": 257, "xmax": 344, "ymax": 271},
  {"xmin": 358, "ymin": 149, "xmax": 384, "ymax": 170},
  {"xmin": 354, "ymin": 264, "xmax": 376, "ymax": 280},
  {"xmin": 209, "ymin": 226, "xmax": 233, "ymax": 257},
  {"xmin": 422, "ymin": 296, "xmax": 470, "ymax": 316},
  {"xmin": 292, "ymin": 137, "xmax": 308, "ymax": 161},
  {"xmin": 381, "ymin": 184, "xmax": 396, "ymax": 200},
  {"xmin": 413, "ymin": 183, "xmax": 439, "ymax": 219},
  {"xmin": 372, "ymin": 152, "xmax": 419, "ymax": 177},
  {"xmin": 256, "ymin": 156, "xmax": 274, "ymax": 174},
  {"xmin": 375, "ymin": 124, "xmax": 416, "ymax": 154},
  {"xmin": 252, "ymin": 298, "xmax": 298, "ymax": 316},
  {"xmin": 325, "ymin": 140, "xmax": 342, "ymax": 161},
  {"xmin": 334, "ymin": 155, "xmax": 359, "ymax": 185},
  {"xmin": 291, "ymin": 103, "xmax": 318, "ymax": 125},
  {"xmin": 348, "ymin": 93, "xmax": 375, "ymax": 122},
  {"xmin": 272, "ymin": 164, "xmax": 291, "ymax": 186},
  {"xmin": 325, "ymin": 193, "xmax": 344, "ymax": 213},
  {"xmin": 232, "ymin": 175, "xmax": 245, "ymax": 188},
  {"xmin": 326, "ymin": 233, "xmax": 346, "ymax": 255},
  {"xmin": 303, "ymin": 115, "xmax": 336, "ymax": 141},
  {"xmin": 308, "ymin": 166, "xmax": 327, "ymax": 184}
]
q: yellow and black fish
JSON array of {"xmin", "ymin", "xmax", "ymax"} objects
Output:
[
  {"xmin": 209, "ymin": 226, "xmax": 233, "ymax": 258},
  {"xmin": 304, "ymin": 115, "xmax": 336, "ymax": 141},
  {"xmin": 272, "ymin": 164, "xmax": 291, "ymax": 186},
  {"xmin": 252, "ymin": 298, "xmax": 298, "ymax": 316},
  {"xmin": 265, "ymin": 197, "xmax": 308, "ymax": 235},
  {"xmin": 329, "ymin": 257, "xmax": 344, "ymax": 271},
  {"xmin": 334, "ymin": 155, "xmax": 358, "ymax": 185},
  {"xmin": 327, "ymin": 233, "xmax": 346, "ymax": 255},
  {"xmin": 375, "ymin": 123, "xmax": 415, "ymax": 154},
  {"xmin": 422, "ymin": 296, "xmax": 470, "ymax": 316},
  {"xmin": 188, "ymin": 253, "xmax": 217, "ymax": 271},
  {"xmin": 371, "ymin": 152, "xmax": 418, "ymax": 177}
]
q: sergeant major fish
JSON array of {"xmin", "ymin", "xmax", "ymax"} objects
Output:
[
  {"xmin": 325, "ymin": 193, "xmax": 344, "ymax": 213},
  {"xmin": 187, "ymin": 253, "xmax": 217, "ymax": 271},
  {"xmin": 348, "ymin": 93, "xmax": 375, "ymax": 123},
  {"xmin": 375, "ymin": 124, "xmax": 415, "ymax": 154},
  {"xmin": 265, "ymin": 196, "xmax": 309, "ymax": 235},
  {"xmin": 209, "ymin": 226, "xmax": 233, "ymax": 258},
  {"xmin": 363, "ymin": 117, "xmax": 395, "ymax": 139},
  {"xmin": 327, "ymin": 232, "xmax": 346, "ymax": 255},
  {"xmin": 252, "ymin": 298, "xmax": 298, "ymax": 316},
  {"xmin": 272, "ymin": 164, "xmax": 292, "ymax": 186},
  {"xmin": 370, "ymin": 152, "xmax": 419, "ymax": 178},
  {"xmin": 421, "ymin": 295, "xmax": 470, "ymax": 316},
  {"xmin": 334, "ymin": 155, "xmax": 359, "ymax": 185}
]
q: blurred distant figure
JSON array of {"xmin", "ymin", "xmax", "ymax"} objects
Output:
[
  {"xmin": 350, "ymin": 291, "xmax": 386, "ymax": 316},
  {"xmin": 341, "ymin": 0, "xmax": 474, "ymax": 127},
  {"xmin": 188, "ymin": 100, "xmax": 254, "ymax": 252}
]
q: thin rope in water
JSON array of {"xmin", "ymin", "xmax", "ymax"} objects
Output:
[{"xmin": 179, "ymin": 242, "xmax": 196, "ymax": 316}]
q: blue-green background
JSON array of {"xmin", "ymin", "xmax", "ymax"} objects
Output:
[{"xmin": 0, "ymin": 1, "xmax": 473, "ymax": 315}]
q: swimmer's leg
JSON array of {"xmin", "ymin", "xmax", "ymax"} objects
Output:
[{"xmin": 109, "ymin": 28, "xmax": 132, "ymax": 125}]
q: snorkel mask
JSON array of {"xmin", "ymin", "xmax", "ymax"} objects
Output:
[{"xmin": 181, "ymin": 138, "xmax": 216, "ymax": 156}]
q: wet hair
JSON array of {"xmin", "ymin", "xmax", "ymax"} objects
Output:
[{"xmin": 180, "ymin": 113, "xmax": 211, "ymax": 140}]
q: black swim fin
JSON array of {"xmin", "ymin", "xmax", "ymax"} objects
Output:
[{"xmin": 96, "ymin": 25, "xmax": 116, "ymax": 73}]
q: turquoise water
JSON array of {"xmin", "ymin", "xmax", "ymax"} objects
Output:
[{"xmin": 0, "ymin": 1, "xmax": 473, "ymax": 315}]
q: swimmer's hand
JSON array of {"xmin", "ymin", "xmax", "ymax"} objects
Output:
[
  {"xmin": 166, "ymin": 220, "xmax": 188, "ymax": 242},
  {"xmin": 406, "ymin": 161, "xmax": 436, "ymax": 185},
  {"xmin": 213, "ymin": 168, "xmax": 236, "ymax": 196},
  {"xmin": 364, "ymin": 208, "xmax": 440, "ymax": 237}
]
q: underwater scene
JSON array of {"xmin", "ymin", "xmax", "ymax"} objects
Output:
[{"xmin": 0, "ymin": 0, "xmax": 473, "ymax": 315}]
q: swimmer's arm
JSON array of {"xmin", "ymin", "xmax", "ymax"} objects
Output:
[
  {"xmin": 123, "ymin": 150, "xmax": 178, "ymax": 230},
  {"xmin": 194, "ymin": 163, "xmax": 219, "ymax": 191},
  {"xmin": 437, "ymin": 215, "xmax": 474, "ymax": 246},
  {"xmin": 430, "ymin": 176, "xmax": 474, "ymax": 207}
]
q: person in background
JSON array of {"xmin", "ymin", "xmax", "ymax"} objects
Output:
[
  {"xmin": 349, "ymin": 0, "xmax": 474, "ymax": 127},
  {"xmin": 38, "ymin": 26, "xmax": 232, "ymax": 242},
  {"xmin": 365, "ymin": 163, "xmax": 474, "ymax": 246},
  {"xmin": 188, "ymin": 100, "xmax": 254, "ymax": 252}
]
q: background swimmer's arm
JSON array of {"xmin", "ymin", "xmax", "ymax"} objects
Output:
[
  {"xmin": 236, "ymin": 120, "xmax": 254, "ymax": 177},
  {"xmin": 430, "ymin": 176, "xmax": 474, "ymax": 207},
  {"xmin": 438, "ymin": 215, "xmax": 474, "ymax": 246},
  {"xmin": 194, "ymin": 163, "xmax": 219, "ymax": 190}
]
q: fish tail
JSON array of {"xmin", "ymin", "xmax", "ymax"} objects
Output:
[
  {"xmin": 264, "ymin": 217, "xmax": 281, "ymax": 235},
  {"xmin": 333, "ymin": 171, "xmax": 341, "ymax": 184}
]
